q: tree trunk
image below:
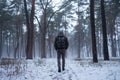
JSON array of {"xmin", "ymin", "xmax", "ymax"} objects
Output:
[
  {"xmin": 111, "ymin": 19, "xmax": 117, "ymax": 57},
  {"xmin": 101, "ymin": 0, "xmax": 109, "ymax": 60},
  {"xmin": 118, "ymin": 39, "xmax": 120, "ymax": 56},
  {"xmin": 0, "ymin": 25, "xmax": 2, "ymax": 58},
  {"xmin": 41, "ymin": 9, "xmax": 47, "ymax": 58},
  {"xmin": 28, "ymin": 0, "xmax": 35, "ymax": 59},
  {"xmin": 90, "ymin": 0, "xmax": 98, "ymax": 62},
  {"xmin": 24, "ymin": 0, "xmax": 30, "ymax": 59},
  {"xmin": 107, "ymin": 17, "xmax": 116, "ymax": 57},
  {"xmin": 14, "ymin": 12, "xmax": 20, "ymax": 58},
  {"xmin": 111, "ymin": 35, "xmax": 117, "ymax": 57},
  {"xmin": 41, "ymin": 32, "xmax": 46, "ymax": 58},
  {"xmin": 48, "ymin": 34, "xmax": 52, "ymax": 58},
  {"xmin": 24, "ymin": 0, "xmax": 35, "ymax": 59},
  {"xmin": 77, "ymin": 0, "xmax": 81, "ymax": 58},
  {"xmin": 77, "ymin": 23, "xmax": 81, "ymax": 58},
  {"xmin": 38, "ymin": 36, "xmax": 41, "ymax": 57},
  {"xmin": 7, "ymin": 37, "xmax": 10, "ymax": 57}
]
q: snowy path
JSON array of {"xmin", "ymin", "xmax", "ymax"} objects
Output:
[
  {"xmin": 51, "ymin": 60, "xmax": 80, "ymax": 80},
  {"xmin": 1, "ymin": 59, "xmax": 120, "ymax": 80}
]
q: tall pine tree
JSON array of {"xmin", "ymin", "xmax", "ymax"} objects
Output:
[
  {"xmin": 90, "ymin": 0, "xmax": 98, "ymax": 62},
  {"xmin": 101, "ymin": 0, "xmax": 109, "ymax": 60}
]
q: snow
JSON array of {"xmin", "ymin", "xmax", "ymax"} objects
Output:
[{"xmin": 0, "ymin": 58, "xmax": 120, "ymax": 80}]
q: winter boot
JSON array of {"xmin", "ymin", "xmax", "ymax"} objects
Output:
[
  {"xmin": 62, "ymin": 67, "xmax": 65, "ymax": 71},
  {"xmin": 58, "ymin": 69, "xmax": 61, "ymax": 72}
]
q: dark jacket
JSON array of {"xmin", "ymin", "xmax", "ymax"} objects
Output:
[{"xmin": 54, "ymin": 35, "xmax": 69, "ymax": 50}]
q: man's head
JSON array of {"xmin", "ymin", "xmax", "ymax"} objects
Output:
[{"xmin": 58, "ymin": 31, "xmax": 64, "ymax": 36}]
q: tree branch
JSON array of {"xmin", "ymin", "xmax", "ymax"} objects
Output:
[
  {"xmin": 34, "ymin": 16, "xmax": 43, "ymax": 34},
  {"xmin": 40, "ymin": 0, "xmax": 45, "ymax": 10},
  {"xmin": 47, "ymin": 0, "xmax": 71, "ymax": 27}
]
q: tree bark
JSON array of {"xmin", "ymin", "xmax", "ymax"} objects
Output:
[
  {"xmin": 77, "ymin": 20, "xmax": 81, "ymax": 58},
  {"xmin": 24, "ymin": 0, "xmax": 35, "ymax": 59},
  {"xmin": 0, "ymin": 25, "xmax": 2, "ymax": 58},
  {"xmin": 111, "ymin": 19, "xmax": 117, "ymax": 57},
  {"xmin": 101, "ymin": 0, "xmax": 109, "ymax": 60},
  {"xmin": 39, "ymin": 0, "xmax": 47, "ymax": 58},
  {"xmin": 29, "ymin": 0, "xmax": 35, "ymax": 59},
  {"xmin": 41, "ymin": 9, "xmax": 47, "ymax": 58},
  {"xmin": 24, "ymin": 0, "xmax": 30, "ymax": 59},
  {"xmin": 90, "ymin": 0, "xmax": 98, "ymax": 62}
]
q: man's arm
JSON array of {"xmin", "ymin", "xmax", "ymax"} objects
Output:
[
  {"xmin": 65, "ymin": 37, "xmax": 69, "ymax": 49},
  {"xmin": 54, "ymin": 37, "xmax": 57, "ymax": 50}
]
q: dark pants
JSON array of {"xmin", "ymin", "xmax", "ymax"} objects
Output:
[{"xmin": 57, "ymin": 49, "xmax": 66, "ymax": 71}]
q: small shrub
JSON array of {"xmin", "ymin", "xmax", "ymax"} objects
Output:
[
  {"xmin": 0, "ymin": 58, "xmax": 26, "ymax": 77},
  {"xmin": 34, "ymin": 59, "xmax": 43, "ymax": 66},
  {"xmin": 0, "ymin": 58, "xmax": 17, "ymax": 65}
]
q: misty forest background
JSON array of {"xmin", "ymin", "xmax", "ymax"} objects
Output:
[{"xmin": 0, "ymin": 0, "xmax": 120, "ymax": 62}]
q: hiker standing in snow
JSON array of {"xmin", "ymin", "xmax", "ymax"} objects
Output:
[{"xmin": 54, "ymin": 31, "xmax": 69, "ymax": 72}]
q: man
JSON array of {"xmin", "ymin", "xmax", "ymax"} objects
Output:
[{"xmin": 54, "ymin": 31, "xmax": 69, "ymax": 72}]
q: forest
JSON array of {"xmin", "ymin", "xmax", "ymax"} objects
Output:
[
  {"xmin": 0, "ymin": 0, "xmax": 120, "ymax": 61},
  {"xmin": 0, "ymin": 0, "xmax": 120, "ymax": 80}
]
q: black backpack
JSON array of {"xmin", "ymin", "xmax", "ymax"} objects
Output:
[{"xmin": 56, "ymin": 36, "xmax": 66, "ymax": 49}]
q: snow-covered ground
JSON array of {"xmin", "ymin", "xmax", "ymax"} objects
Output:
[{"xmin": 0, "ymin": 58, "xmax": 120, "ymax": 80}]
